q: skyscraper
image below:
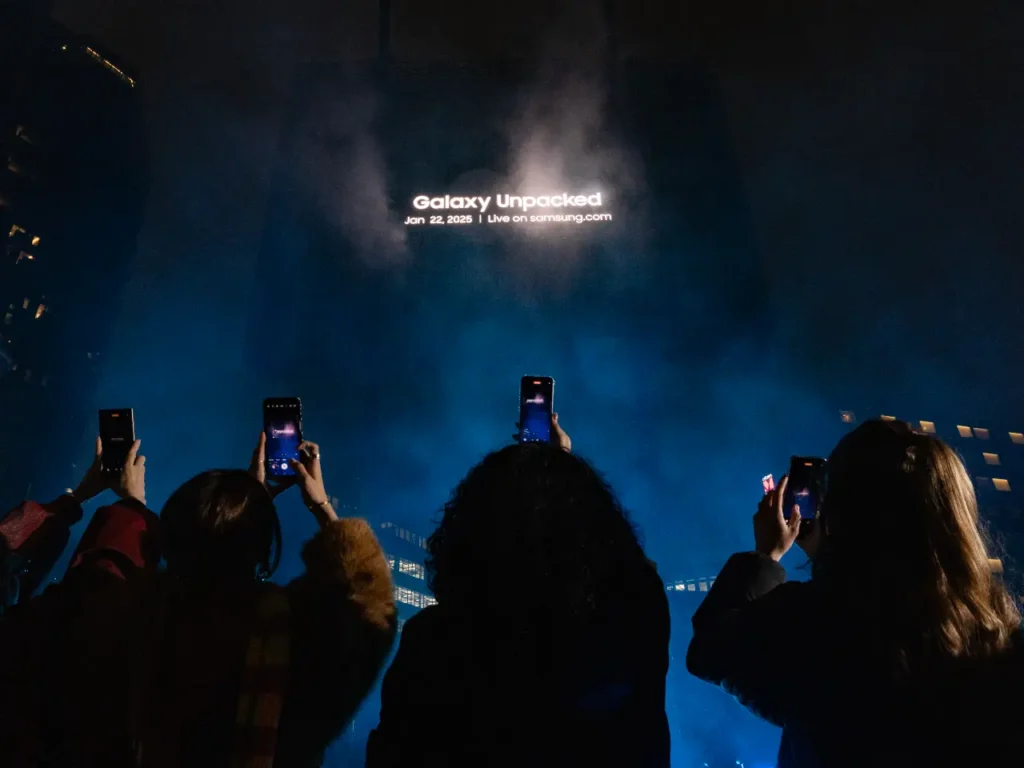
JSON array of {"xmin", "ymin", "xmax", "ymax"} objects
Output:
[{"xmin": 0, "ymin": 3, "xmax": 146, "ymax": 501}]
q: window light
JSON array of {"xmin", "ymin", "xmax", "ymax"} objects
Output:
[
  {"xmin": 983, "ymin": 453, "xmax": 1000, "ymax": 466},
  {"xmin": 974, "ymin": 428, "xmax": 990, "ymax": 440},
  {"xmin": 993, "ymin": 478, "xmax": 1011, "ymax": 492},
  {"xmin": 1010, "ymin": 432, "xmax": 1024, "ymax": 445},
  {"xmin": 957, "ymin": 425, "xmax": 973, "ymax": 438},
  {"xmin": 880, "ymin": 415, "xmax": 897, "ymax": 422},
  {"xmin": 919, "ymin": 421, "xmax": 936, "ymax": 434}
]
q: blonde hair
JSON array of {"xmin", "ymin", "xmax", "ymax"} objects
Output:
[{"xmin": 816, "ymin": 420, "xmax": 1020, "ymax": 666}]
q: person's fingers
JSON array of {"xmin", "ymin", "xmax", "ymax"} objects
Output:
[
  {"xmin": 254, "ymin": 432, "xmax": 266, "ymax": 463},
  {"xmin": 289, "ymin": 459, "xmax": 313, "ymax": 483},
  {"xmin": 787, "ymin": 507, "xmax": 802, "ymax": 538},
  {"xmin": 93, "ymin": 436, "xmax": 103, "ymax": 460},
  {"xmin": 135, "ymin": 454, "xmax": 146, "ymax": 467},
  {"xmin": 774, "ymin": 476, "xmax": 789, "ymax": 524},
  {"xmin": 126, "ymin": 440, "xmax": 141, "ymax": 464}
]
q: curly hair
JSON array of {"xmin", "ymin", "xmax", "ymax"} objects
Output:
[
  {"xmin": 426, "ymin": 444, "xmax": 647, "ymax": 622},
  {"xmin": 814, "ymin": 419, "xmax": 1021, "ymax": 669}
]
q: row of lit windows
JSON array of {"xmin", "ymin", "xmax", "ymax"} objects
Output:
[
  {"xmin": 380, "ymin": 521, "xmax": 428, "ymax": 549},
  {"xmin": 385, "ymin": 554, "xmax": 427, "ymax": 580},
  {"xmin": 668, "ymin": 578, "xmax": 716, "ymax": 593},
  {"xmin": 398, "ymin": 557, "xmax": 426, "ymax": 579},
  {"xmin": 394, "ymin": 585, "xmax": 437, "ymax": 609},
  {"xmin": 81, "ymin": 46, "xmax": 136, "ymax": 88},
  {"xmin": 844, "ymin": 412, "xmax": 1024, "ymax": 446}
]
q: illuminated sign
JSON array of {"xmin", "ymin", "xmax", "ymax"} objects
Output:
[{"xmin": 404, "ymin": 192, "xmax": 612, "ymax": 227}]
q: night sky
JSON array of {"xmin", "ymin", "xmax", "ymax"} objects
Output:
[{"xmin": 42, "ymin": 1, "xmax": 1024, "ymax": 764}]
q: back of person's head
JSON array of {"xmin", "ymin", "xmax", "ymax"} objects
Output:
[
  {"xmin": 426, "ymin": 444, "xmax": 646, "ymax": 622},
  {"xmin": 814, "ymin": 419, "xmax": 1020, "ymax": 665},
  {"xmin": 161, "ymin": 470, "xmax": 281, "ymax": 588}
]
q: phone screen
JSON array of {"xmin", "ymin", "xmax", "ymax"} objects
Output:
[
  {"xmin": 99, "ymin": 408, "xmax": 135, "ymax": 473},
  {"xmin": 783, "ymin": 456, "xmax": 827, "ymax": 523},
  {"xmin": 519, "ymin": 377, "xmax": 554, "ymax": 444},
  {"xmin": 264, "ymin": 398, "xmax": 303, "ymax": 477},
  {"xmin": 762, "ymin": 474, "xmax": 775, "ymax": 495}
]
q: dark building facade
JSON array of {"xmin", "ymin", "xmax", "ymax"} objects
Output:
[{"xmin": 0, "ymin": 2, "xmax": 146, "ymax": 501}]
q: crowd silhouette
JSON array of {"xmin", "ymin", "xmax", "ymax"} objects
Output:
[{"xmin": 0, "ymin": 415, "xmax": 1021, "ymax": 767}]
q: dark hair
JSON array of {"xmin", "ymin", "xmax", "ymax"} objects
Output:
[
  {"xmin": 160, "ymin": 470, "xmax": 282, "ymax": 585},
  {"xmin": 814, "ymin": 419, "xmax": 1020, "ymax": 667},
  {"xmin": 426, "ymin": 444, "xmax": 646, "ymax": 621}
]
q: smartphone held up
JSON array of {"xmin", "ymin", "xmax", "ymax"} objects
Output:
[
  {"xmin": 263, "ymin": 397, "xmax": 303, "ymax": 478},
  {"xmin": 518, "ymin": 376, "xmax": 555, "ymax": 444},
  {"xmin": 99, "ymin": 408, "xmax": 135, "ymax": 474},
  {"xmin": 782, "ymin": 456, "xmax": 827, "ymax": 538}
]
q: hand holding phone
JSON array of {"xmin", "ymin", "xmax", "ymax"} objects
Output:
[
  {"xmin": 518, "ymin": 376, "xmax": 555, "ymax": 444},
  {"xmin": 782, "ymin": 456, "xmax": 827, "ymax": 538},
  {"xmin": 263, "ymin": 397, "xmax": 303, "ymax": 478},
  {"xmin": 99, "ymin": 408, "xmax": 135, "ymax": 474}
]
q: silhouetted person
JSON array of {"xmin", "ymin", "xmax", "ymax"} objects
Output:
[
  {"xmin": 1, "ymin": 434, "xmax": 397, "ymax": 767},
  {"xmin": 367, "ymin": 417, "xmax": 671, "ymax": 768},
  {"xmin": 688, "ymin": 419, "xmax": 1024, "ymax": 767}
]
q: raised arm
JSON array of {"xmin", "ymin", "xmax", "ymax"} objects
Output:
[
  {"xmin": 0, "ymin": 437, "xmax": 149, "ymax": 605},
  {"xmin": 252, "ymin": 437, "xmax": 397, "ymax": 764},
  {"xmin": 686, "ymin": 479, "xmax": 820, "ymax": 725}
]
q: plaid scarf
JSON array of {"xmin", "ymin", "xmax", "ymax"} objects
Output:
[{"xmin": 230, "ymin": 586, "xmax": 291, "ymax": 768}]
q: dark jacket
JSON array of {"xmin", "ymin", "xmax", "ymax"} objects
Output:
[
  {"xmin": 0, "ymin": 497, "xmax": 397, "ymax": 767},
  {"xmin": 687, "ymin": 552, "xmax": 1024, "ymax": 768},
  {"xmin": 366, "ymin": 561, "xmax": 671, "ymax": 768}
]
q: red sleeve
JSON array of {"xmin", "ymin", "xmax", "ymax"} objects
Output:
[
  {"xmin": 0, "ymin": 496, "xmax": 84, "ymax": 596},
  {"xmin": 65, "ymin": 499, "xmax": 162, "ymax": 581}
]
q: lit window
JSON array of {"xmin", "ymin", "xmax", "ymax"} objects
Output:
[
  {"xmin": 1010, "ymin": 433, "xmax": 1024, "ymax": 445},
  {"xmin": 8, "ymin": 225, "xmax": 25, "ymax": 237},
  {"xmin": 687, "ymin": 582, "xmax": 696, "ymax": 592},
  {"xmin": 30, "ymin": 236, "xmax": 39, "ymax": 246},
  {"xmin": 919, "ymin": 421, "xmax": 936, "ymax": 434},
  {"xmin": 22, "ymin": 298, "xmax": 29, "ymax": 310},
  {"xmin": 386, "ymin": 555, "xmax": 395, "ymax": 570},
  {"xmin": 398, "ymin": 558, "xmax": 425, "ymax": 579},
  {"xmin": 840, "ymin": 411, "xmax": 855, "ymax": 424},
  {"xmin": 34, "ymin": 304, "xmax": 45, "ymax": 319},
  {"xmin": 880, "ymin": 415, "xmax": 897, "ymax": 422},
  {"xmin": 983, "ymin": 453, "xmax": 1001, "ymax": 466},
  {"xmin": 16, "ymin": 251, "xmax": 33, "ymax": 263},
  {"xmin": 993, "ymin": 478, "xmax": 1011, "ymax": 492},
  {"xmin": 957, "ymin": 425, "xmax": 973, "ymax": 438},
  {"xmin": 974, "ymin": 428, "xmax": 990, "ymax": 440},
  {"xmin": 698, "ymin": 581, "xmax": 708, "ymax": 592}
]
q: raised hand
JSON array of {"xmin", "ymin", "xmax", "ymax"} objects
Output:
[
  {"xmin": 71, "ymin": 437, "xmax": 108, "ymax": 504},
  {"xmin": 114, "ymin": 440, "xmax": 147, "ymax": 506},
  {"xmin": 248, "ymin": 432, "xmax": 296, "ymax": 498},
  {"xmin": 753, "ymin": 475, "xmax": 801, "ymax": 562},
  {"xmin": 289, "ymin": 441, "xmax": 338, "ymax": 526}
]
